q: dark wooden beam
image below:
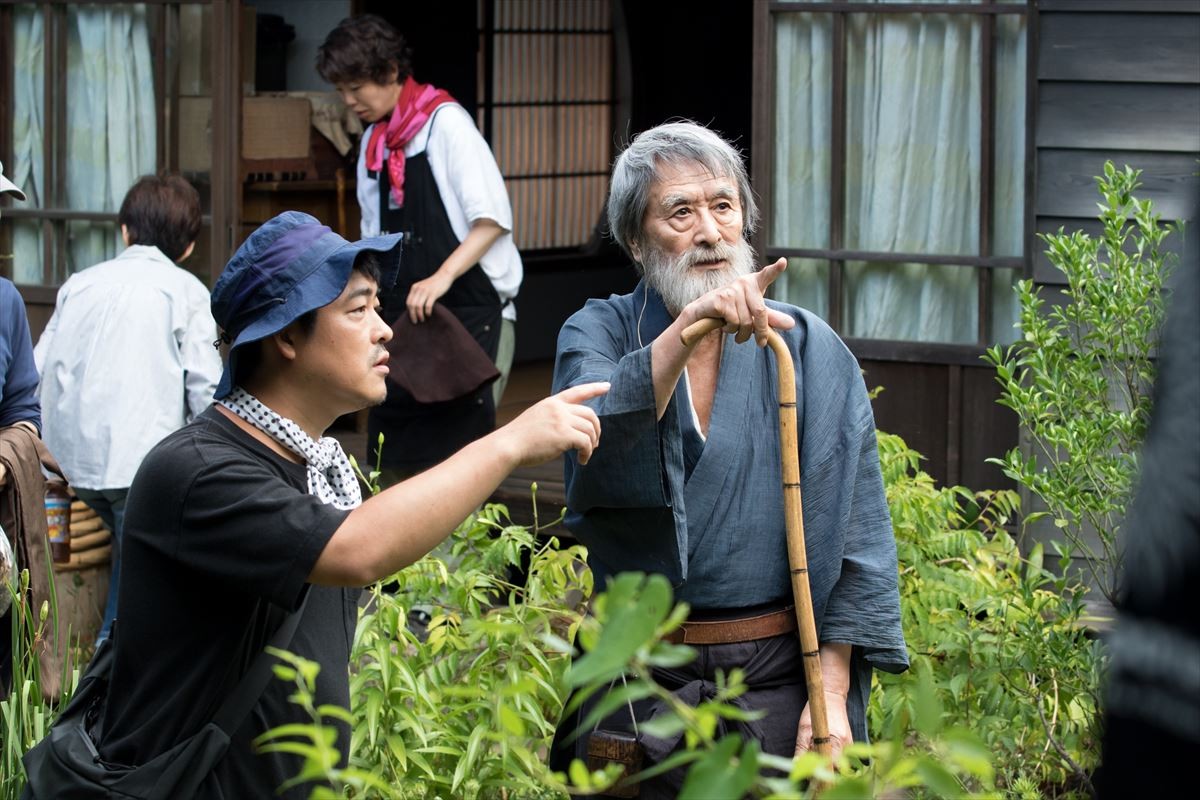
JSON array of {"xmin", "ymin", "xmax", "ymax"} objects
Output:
[
  {"xmin": 946, "ymin": 364, "xmax": 963, "ymax": 487},
  {"xmin": 767, "ymin": 247, "xmax": 1023, "ymax": 270},
  {"xmin": 1038, "ymin": 12, "xmax": 1200, "ymax": 83},
  {"xmin": 1037, "ymin": 82, "xmax": 1200, "ymax": 153},
  {"xmin": 1038, "ymin": 1, "xmax": 1200, "ymax": 12},
  {"xmin": 751, "ymin": 0, "xmax": 773, "ymax": 270},
  {"xmin": 829, "ymin": 11, "xmax": 846, "ymax": 332}
]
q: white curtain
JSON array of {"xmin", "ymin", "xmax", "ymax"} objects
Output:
[
  {"xmin": 773, "ymin": 13, "xmax": 832, "ymax": 320},
  {"xmin": 772, "ymin": 6, "xmax": 1025, "ymax": 345},
  {"xmin": 11, "ymin": 4, "xmax": 156, "ymax": 284},
  {"xmin": 844, "ymin": 12, "xmax": 980, "ymax": 343},
  {"xmin": 11, "ymin": 8, "xmax": 44, "ymax": 285}
]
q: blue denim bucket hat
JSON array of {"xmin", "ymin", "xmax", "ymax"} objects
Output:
[{"xmin": 211, "ymin": 211, "xmax": 403, "ymax": 399}]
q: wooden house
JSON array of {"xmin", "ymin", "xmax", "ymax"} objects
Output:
[{"xmin": 2, "ymin": 0, "xmax": 1197, "ymax": 503}]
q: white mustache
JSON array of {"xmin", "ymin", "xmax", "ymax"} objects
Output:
[
  {"xmin": 642, "ymin": 237, "xmax": 757, "ymax": 316},
  {"xmin": 678, "ymin": 242, "xmax": 736, "ymax": 269}
]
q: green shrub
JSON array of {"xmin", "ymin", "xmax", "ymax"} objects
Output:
[
  {"xmin": 270, "ymin": 428, "xmax": 1106, "ymax": 799},
  {"xmin": 347, "ymin": 502, "xmax": 590, "ymax": 799},
  {"xmin": 260, "ymin": 497, "xmax": 592, "ymax": 799},
  {"xmin": 984, "ymin": 162, "xmax": 1176, "ymax": 603},
  {"xmin": 559, "ymin": 571, "xmax": 999, "ymax": 800},
  {"xmin": 1, "ymin": 566, "xmax": 80, "ymax": 800},
  {"xmin": 872, "ymin": 431, "xmax": 1103, "ymax": 799}
]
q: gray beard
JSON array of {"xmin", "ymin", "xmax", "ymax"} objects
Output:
[{"xmin": 641, "ymin": 237, "xmax": 758, "ymax": 316}]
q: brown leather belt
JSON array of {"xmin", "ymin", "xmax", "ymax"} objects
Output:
[{"xmin": 664, "ymin": 606, "xmax": 797, "ymax": 645}]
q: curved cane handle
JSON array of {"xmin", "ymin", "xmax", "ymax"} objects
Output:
[{"xmin": 679, "ymin": 317, "xmax": 725, "ymax": 347}]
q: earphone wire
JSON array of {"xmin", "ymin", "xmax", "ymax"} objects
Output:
[{"xmin": 636, "ymin": 282, "xmax": 649, "ymax": 348}]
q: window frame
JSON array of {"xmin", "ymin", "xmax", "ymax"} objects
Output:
[
  {"xmin": 752, "ymin": 0, "xmax": 1036, "ymax": 364},
  {"xmin": 0, "ymin": 0, "xmax": 242, "ymax": 291}
]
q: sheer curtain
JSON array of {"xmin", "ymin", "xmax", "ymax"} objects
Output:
[
  {"xmin": 843, "ymin": 12, "xmax": 980, "ymax": 343},
  {"xmin": 771, "ymin": 6, "xmax": 1025, "ymax": 345},
  {"xmin": 11, "ymin": 4, "xmax": 156, "ymax": 284},
  {"xmin": 11, "ymin": 8, "xmax": 44, "ymax": 285},
  {"xmin": 772, "ymin": 13, "xmax": 831, "ymax": 319}
]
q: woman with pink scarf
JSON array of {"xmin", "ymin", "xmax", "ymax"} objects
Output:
[{"xmin": 319, "ymin": 14, "xmax": 523, "ymax": 483}]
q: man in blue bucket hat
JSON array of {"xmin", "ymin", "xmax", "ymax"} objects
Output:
[{"xmin": 87, "ymin": 212, "xmax": 608, "ymax": 798}]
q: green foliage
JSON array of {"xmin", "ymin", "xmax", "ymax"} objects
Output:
[
  {"xmin": 984, "ymin": 162, "xmax": 1176, "ymax": 602},
  {"xmin": 348, "ymin": 433, "xmax": 386, "ymax": 498},
  {"xmin": 1, "ymin": 566, "xmax": 81, "ymax": 800},
  {"xmin": 348, "ymin": 502, "xmax": 591, "ymax": 799},
  {"xmin": 272, "ymin": 427, "xmax": 1109, "ymax": 799},
  {"xmin": 254, "ymin": 648, "xmax": 390, "ymax": 799},
  {"xmin": 872, "ymin": 431, "xmax": 1103, "ymax": 798},
  {"xmin": 558, "ymin": 571, "xmax": 999, "ymax": 800}
]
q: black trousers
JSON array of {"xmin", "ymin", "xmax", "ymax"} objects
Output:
[{"xmin": 551, "ymin": 632, "xmax": 807, "ymax": 799}]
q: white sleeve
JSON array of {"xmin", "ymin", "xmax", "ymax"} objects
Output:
[
  {"xmin": 32, "ymin": 282, "xmax": 68, "ymax": 374},
  {"xmin": 430, "ymin": 106, "xmax": 514, "ymax": 232},
  {"xmin": 357, "ymin": 127, "xmax": 381, "ymax": 239},
  {"xmin": 180, "ymin": 282, "xmax": 222, "ymax": 421}
]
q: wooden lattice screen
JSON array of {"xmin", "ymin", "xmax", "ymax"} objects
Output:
[{"xmin": 479, "ymin": 0, "xmax": 613, "ymax": 250}]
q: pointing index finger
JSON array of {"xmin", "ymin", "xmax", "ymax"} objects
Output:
[
  {"xmin": 756, "ymin": 258, "xmax": 788, "ymax": 292},
  {"xmin": 557, "ymin": 382, "xmax": 611, "ymax": 404}
]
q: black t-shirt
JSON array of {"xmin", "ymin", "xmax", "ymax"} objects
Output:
[{"xmin": 99, "ymin": 407, "xmax": 358, "ymax": 798}]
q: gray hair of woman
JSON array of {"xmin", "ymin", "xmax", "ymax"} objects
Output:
[{"xmin": 605, "ymin": 121, "xmax": 759, "ymax": 271}]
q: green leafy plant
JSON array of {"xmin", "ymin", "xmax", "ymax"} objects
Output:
[
  {"xmin": 349, "ymin": 501, "xmax": 591, "ymax": 799},
  {"xmin": 1, "ymin": 565, "xmax": 80, "ymax": 800},
  {"xmin": 984, "ymin": 162, "xmax": 1177, "ymax": 603},
  {"xmin": 262, "ymin": 494, "xmax": 593, "ymax": 799},
  {"xmin": 557, "ymin": 571, "xmax": 1000, "ymax": 800},
  {"xmin": 872, "ymin": 431, "xmax": 1102, "ymax": 799},
  {"xmin": 271, "ymin": 424, "xmax": 1106, "ymax": 799},
  {"xmin": 254, "ymin": 647, "xmax": 390, "ymax": 799}
]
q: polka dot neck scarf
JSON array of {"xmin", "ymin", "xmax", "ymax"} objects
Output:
[{"xmin": 220, "ymin": 387, "xmax": 362, "ymax": 510}]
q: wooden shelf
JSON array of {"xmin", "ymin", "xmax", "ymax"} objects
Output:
[{"xmin": 244, "ymin": 179, "xmax": 355, "ymax": 193}]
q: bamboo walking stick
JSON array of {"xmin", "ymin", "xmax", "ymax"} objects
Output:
[{"xmin": 681, "ymin": 318, "xmax": 832, "ymax": 758}]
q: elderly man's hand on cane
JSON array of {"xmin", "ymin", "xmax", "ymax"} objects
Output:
[
  {"xmin": 796, "ymin": 690, "xmax": 852, "ymax": 762},
  {"xmin": 794, "ymin": 642, "xmax": 854, "ymax": 762}
]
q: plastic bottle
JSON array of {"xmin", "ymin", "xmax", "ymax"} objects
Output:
[{"xmin": 45, "ymin": 480, "xmax": 71, "ymax": 563}]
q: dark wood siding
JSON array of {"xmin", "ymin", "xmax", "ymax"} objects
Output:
[
  {"xmin": 1032, "ymin": 1, "xmax": 1200, "ymax": 575},
  {"xmin": 1037, "ymin": 82, "xmax": 1200, "ymax": 152},
  {"xmin": 1034, "ymin": 3, "xmax": 1200, "ymax": 286}
]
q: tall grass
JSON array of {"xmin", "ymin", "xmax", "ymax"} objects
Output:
[{"xmin": 1, "ymin": 559, "xmax": 81, "ymax": 800}]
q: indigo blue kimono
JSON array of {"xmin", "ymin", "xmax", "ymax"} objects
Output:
[{"xmin": 553, "ymin": 282, "xmax": 908, "ymax": 740}]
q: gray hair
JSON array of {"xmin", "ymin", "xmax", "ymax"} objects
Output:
[{"xmin": 606, "ymin": 121, "xmax": 759, "ymax": 266}]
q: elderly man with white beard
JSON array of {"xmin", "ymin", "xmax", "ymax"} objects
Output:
[{"xmin": 550, "ymin": 121, "xmax": 907, "ymax": 796}]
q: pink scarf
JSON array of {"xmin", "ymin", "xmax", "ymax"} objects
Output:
[{"xmin": 366, "ymin": 76, "xmax": 456, "ymax": 208}]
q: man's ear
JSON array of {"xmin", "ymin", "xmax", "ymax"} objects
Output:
[
  {"xmin": 272, "ymin": 325, "xmax": 301, "ymax": 362},
  {"xmin": 629, "ymin": 239, "xmax": 642, "ymax": 264}
]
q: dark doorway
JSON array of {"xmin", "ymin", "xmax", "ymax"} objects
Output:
[{"xmin": 362, "ymin": 0, "xmax": 479, "ymax": 119}]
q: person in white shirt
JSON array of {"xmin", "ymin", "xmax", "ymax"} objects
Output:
[
  {"xmin": 318, "ymin": 14, "xmax": 523, "ymax": 480},
  {"xmin": 34, "ymin": 173, "xmax": 221, "ymax": 642}
]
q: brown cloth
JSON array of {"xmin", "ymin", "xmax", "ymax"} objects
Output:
[
  {"xmin": 386, "ymin": 303, "xmax": 499, "ymax": 403},
  {"xmin": 1, "ymin": 425, "xmax": 108, "ymax": 700}
]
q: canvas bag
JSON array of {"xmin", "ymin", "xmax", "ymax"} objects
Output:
[{"xmin": 20, "ymin": 590, "xmax": 309, "ymax": 799}]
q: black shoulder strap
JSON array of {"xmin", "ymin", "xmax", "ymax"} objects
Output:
[
  {"xmin": 423, "ymin": 102, "xmax": 454, "ymax": 143},
  {"xmin": 212, "ymin": 587, "xmax": 312, "ymax": 735}
]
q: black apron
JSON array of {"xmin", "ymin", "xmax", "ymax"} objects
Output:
[{"xmin": 367, "ymin": 107, "xmax": 504, "ymax": 472}]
